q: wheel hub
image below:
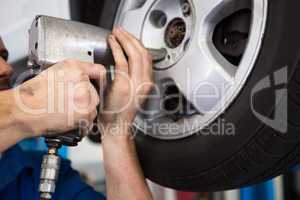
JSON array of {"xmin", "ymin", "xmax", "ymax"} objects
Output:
[
  {"xmin": 141, "ymin": 0, "xmax": 195, "ymax": 70},
  {"xmin": 115, "ymin": 0, "xmax": 268, "ymax": 140},
  {"xmin": 165, "ymin": 18, "xmax": 186, "ymax": 49}
]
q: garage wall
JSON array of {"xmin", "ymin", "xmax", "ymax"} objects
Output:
[{"xmin": 0, "ymin": 0, "xmax": 70, "ymax": 63}]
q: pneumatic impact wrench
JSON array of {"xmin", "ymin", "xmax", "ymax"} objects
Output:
[{"xmin": 27, "ymin": 15, "xmax": 167, "ymax": 200}]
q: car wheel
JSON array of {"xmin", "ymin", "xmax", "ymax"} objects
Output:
[{"xmin": 112, "ymin": 0, "xmax": 300, "ymax": 191}]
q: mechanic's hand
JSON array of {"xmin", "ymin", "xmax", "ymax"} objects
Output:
[
  {"xmin": 99, "ymin": 27, "xmax": 153, "ymax": 137},
  {"xmin": 14, "ymin": 60, "xmax": 106, "ymax": 138}
]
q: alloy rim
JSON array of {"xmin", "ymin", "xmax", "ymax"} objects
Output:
[{"xmin": 115, "ymin": 0, "xmax": 268, "ymax": 140}]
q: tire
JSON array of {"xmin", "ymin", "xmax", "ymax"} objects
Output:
[
  {"xmin": 93, "ymin": 0, "xmax": 300, "ymax": 191},
  {"xmin": 131, "ymin": 0, "xmax": 300, "ymax": 191}
]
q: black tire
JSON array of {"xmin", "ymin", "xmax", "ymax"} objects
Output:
[{"xmin": 133, "ymin": 0, "xmax": 300, "ymax": 191}]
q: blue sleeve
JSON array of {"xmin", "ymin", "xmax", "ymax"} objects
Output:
[{"xmin": 54, "ymin": 158, "xmax": 106, "ymax": 200}]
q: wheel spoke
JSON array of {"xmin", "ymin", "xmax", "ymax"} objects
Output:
[
  {"xmin": 194, "ymin": 0, "xmax": 227, "ymax": 21},
  {"xmin": 142, "ymin": 25, "xmax": 166, "ymax": 50},
  {"xmin": 167, "ymin": 41, "xmax": 235, "ymax": 114},
  {"xmin": 205, "ymin": 43, "xmax": 237, "ymax": 82},
  {"xmin": 165, "ymin": 0, "xmax": 250, "ymax": 113},
  {"xmin": 159, "ymin": 0, "xmax": 185, "ymax": 20},
  {"xmin": 194, "ymin": 0, "xmax": 250, "ymax": 26},
  {"xmin": 116, "ymin": 1, "xmax": 154, "ymax": 38}
]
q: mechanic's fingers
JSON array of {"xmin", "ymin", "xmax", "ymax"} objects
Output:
[
  {"xmin": 119, "ymin": 28, "xmax": 150, "ymax": 58},
  {"xmin": 143, "ymin": 55, "xmax": 153, "ymax": 83},
  {"xmin": 78, "ymin": 108, "xmax": 97, "ymax": 137},
  {"xmin": 75, "ymin": 82, "xmax": 99, "ymax": 136},
  {"xmin": 88, "ymin": 81, "xmax": 100, "ymax": 107},
  {"xmin": 87, "ymin": 109, "xmax": 98, "ymax": 128},
  {"xmin": 112, "ymin": 27, "xmax": 143, "ymax": 78},
  {"xmin": 83, "ymin": 63, "xmax": 106, "ymax": 82},
  {"xmin": 85, "ymin": 83, "xmax": 99, "ymax": 135},
  {"xmin": 73, "ymin": 81, "xmax": 99, "ymax": 111},
  {"xmin": 108, "ymin": 35, "xmax": 128, "ymax": 72},
  {"xmin": 88, "ymin": 109, "xmax": 98, "ymax": 135},
  {"xmin": 108, "ymin": 34, "xmax": 129, "ymax": 82},
  {"xmin": 114, "ymin": 28, "xmax": 153, "ymax": 85},
  {"xmin": 65, "ymin": 60, "xmax": 107, "ymax": 81}
]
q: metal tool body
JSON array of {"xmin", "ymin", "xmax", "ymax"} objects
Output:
[
  {"xmin": 29, "ymin": 15, "xmax": 167, "ymax": 69},
  {"xmin": 28, "ymin": 15, "xmax": 167, "ymax": 200}
]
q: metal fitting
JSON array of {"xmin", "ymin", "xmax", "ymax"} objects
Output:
[{"xmin": 39, "ymin": 148, "xmax": 61, "ymax": 200}]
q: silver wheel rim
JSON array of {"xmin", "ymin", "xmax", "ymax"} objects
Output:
[{"xmin": 115, "ymin": 0, "xmax": 268, "ymax": 140}]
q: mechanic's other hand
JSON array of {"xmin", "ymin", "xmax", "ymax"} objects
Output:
[
  {"xmin": 14, "ymin": 59, "xmax": 106, "ymax": 138},
  {"xmin": 99, "ymin": 27, "xmax": 153, "ymax": 137}
]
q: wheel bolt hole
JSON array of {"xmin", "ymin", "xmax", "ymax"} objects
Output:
[
  {"xmin": 181, "ymin": 0, "xmax": 191, "ymax": 17},
  {"xmin": 150, "ymin": 10, "xmax": 167, "ymax": 28},
  {"xmin": 163, "ymin": 82, "xmax": 197, "ymax": 120}
]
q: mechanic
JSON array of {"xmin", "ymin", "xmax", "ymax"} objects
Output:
[{"xmin": 0, "ymin": 27, "xmax": 153, "ymax": 200}]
